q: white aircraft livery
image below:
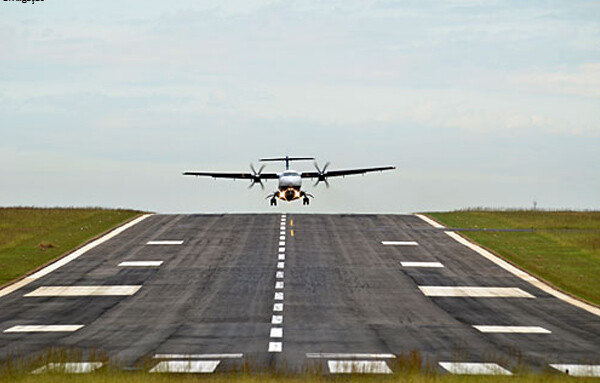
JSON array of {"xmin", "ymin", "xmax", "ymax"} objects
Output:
[{"xmin": 183, "ymin": 156, "xmax": 395, "ymax": 205}]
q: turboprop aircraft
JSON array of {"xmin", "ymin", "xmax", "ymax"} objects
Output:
[{"xmin": 183, "ymin": 156, "xmax": 395, "ymax": 206}]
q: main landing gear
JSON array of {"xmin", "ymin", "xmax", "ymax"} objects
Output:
[{"xmin": 301, "ymin": 191, "xmax": 314, "ymax": 206}]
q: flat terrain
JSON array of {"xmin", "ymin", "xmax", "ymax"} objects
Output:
[
  {"xmin": 0, "ymin": 208, "xmax": 142, "ymax": 286},
  {"xmin": 427, "ymin": 211, "xmax": 600, "ymax": 305},
  {"xmin": 0, "ymin": 213, "xmax": 598, "ymax": 378}
]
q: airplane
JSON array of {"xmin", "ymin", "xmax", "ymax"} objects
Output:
[{"xmin": 183, "ymin": 156, "xmax": 395, "ymax": 206}]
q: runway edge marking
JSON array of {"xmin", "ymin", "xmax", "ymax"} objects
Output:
[
  {"xmin": 414, "ymin": 213, "xmax": 600, "ymax": 317},
  {"xmin": 0, "ymin": 214, "xmax": 153, "ymax": 299}
]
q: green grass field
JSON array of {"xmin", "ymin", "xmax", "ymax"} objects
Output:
[
  {"xmin": 427, "ymin": 210, "xmax": 600, "ymax": 306},
  {"xmin": 0, "ymin": 207, "xmax": 143, "ymax": 287}
]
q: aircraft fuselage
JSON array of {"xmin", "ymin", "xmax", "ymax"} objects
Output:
[{"xmin": 277, "ymin": 170, "xmax": 303, "ymax": 201}]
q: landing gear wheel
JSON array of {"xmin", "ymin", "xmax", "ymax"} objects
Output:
[
  {"xmin": 270, "ymin": 198, "xmax": 277, "ymax": 206},
  {"xmin": 303, "ymin": 196, "xmax": 310, "ymax": 205}
]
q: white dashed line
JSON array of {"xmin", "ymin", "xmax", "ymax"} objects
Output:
[
  {"xmin": 147, "ymin": 240, "xmax": 184, "ymax": 245},
  {"xmin": 270, "ymin": 327, "xmax": 283, "ymax": 338},
  {"xmin": 418, "ymin": 286, "xmax": 535, "ymax": 298},
  {"xmin": 439, "ymin": 362, "xmax": 512, "ymax": 375},
  {"xmin": 306, "ymin": 353, "xmax": 396, "ymax": 359},
  {"xmin": 382, "ymin": 241, "xmax": 419, "ymax": 246},
  {"xmin": 279, "ymin": 241, "xmax": 286, "ymax": 246},
  {"xmin": 268, "ymin": 342, "xmax": 282, "ymax": 352},
  {"xmin": 25, "ymin": 285, "xmax": 142, "ymax": 297},
  {"xmin": 401, "ymin": 262, "xmax": 444, "ymax": 268},
  {"xmin": 278, "ymin": 253, "xmax": 285, "ymax": 261},
  {"xmin": 154, "ymin": 354, "xmax": 243, "ymax": 359},
  {"xmin": 118, "ymin": 261, "xmax": 163, "ymax": 267},
  {"xmin": 272, "ymin": 315, "xmax": 283, "ymax": 324},
  {"xmin": 277, "ymin": 262, "xmax": 285, "ymax": 269},
  {"xmin": 274, "ymin": 292, "xmax": 284, "ymax": 300},
  {"xmin": 279, "ymin": 236, "xmax": 286, "ymax": 241},
  {"xmin": 276, "ymin": 271, "xmax": 284, "ymax": 279},
  {"xmin": 328, "ymin": 360, "xmax": 392, "ymax": 374},
  {"xmin": 274, "ymin": 303, "xmax": 283, "ymax": 311},
  {"xmin": 473, "ymin": 325, "xmax": 551, "ymax": 334},
  {"xmin": 4, "ymin": 325, "xmax": 84, "ymax": 333},
  {"xmin": 275, "ymin": 281, "xmax": 284, "ymax": 289},
  {"xmin": 32, "ymin": 362, "xmax": 103, "ymax": 374},
  {"xmin": 150, "ymin": 361, "xmax": 220, "ymax": 373},
  {"xmin": 550, "ymin": 364, "xmax": 600, "ymax": 377},
  {"xmin": 278, "ymin": 247, "xmax": 285, "ymax": 253}
]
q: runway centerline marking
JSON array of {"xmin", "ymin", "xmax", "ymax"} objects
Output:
[
  {"xmin": 419, "ymin": 286, "xmax": 535, "ymax": 298},
  {"xmin": 278, "ymin": 247, "xmax": 285, "ymax": 253},
  {"xmin": 272, "ymin": 315, "xmax": 283, "ymax": 324},
  {"xmin": 279, "ymin": 235, "xmax": 286, "ymax": 240},
  {"xmin": 279, "ymin": 241, "xmax": 286, "ymax": 246},
  {"xmin": 328, "ymin": 360, "xmax": 392, "ymax": 374},
  {"xmin": 150, "ymin": 361, "xmax": 220, "ymax": 373},
  {"xmin": 277, "ymin": 262, "xmax": 285, "ymax": 269},
  {"xmin": 32, "ymin": 362, "xmax": 103, "ymax": 374},
  {"xmin": 275, "ymin": 281, "xmax": 284, "ymax": 289},
  {"xmin": 401, "ymin": 262, "xmax": 444, "ymax": 268},
  {"xmin": 550, "ymin": 364, "xmax": 600, "ymax": 377},
  {"xmin": 274, "ymin": 292, "xmax": 284, "ymax": 300},
  {"xmin": 268, "ymin": 342, "xmax": 282, "ymax": 352},
  {"xmin": 270, "ymin": 327, "xmax": 283, "ymax": 338},
  {"xmin": 4, "ymin": 325, "xmax": 84, "ymax": 333},
  {"xmin": 276, "ymin": 271, "xmax": 284, "ymax": 279},
  {"xmin": 25, "ymin": 285, "xmax": 142, "ymax": 297},
  {"xmin": 118, "ymin": 261, "xmax": 163, "ymax": 267},
  {"xmin": 473, "ymin": 325, "xmax": 551, "ymax": 334},
  {"xmin": 153, "ymin": 354, "xmax": 242, "ymax": 359},
  {"xmin": 274, "ymin": 303, "xmax": 283, "ymax": 311},
  {"xmin": 147, "ymin": 240, "xmax": 184, "ymax": 245},
  {"xmin": 439, "ymin": 362, "xmax": 512, "ymax": 375},
  {"xmin": 307, "ymin": 353, "xmax": 396, "ymax": 359},
  {"xmin": 278, "ymin": 253, "xmax": 285, "ymax": 260},
  {"xmin": 382, "ymin": 241, "xmax": 418, "ymax": 246}
]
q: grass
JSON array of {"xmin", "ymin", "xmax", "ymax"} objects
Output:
[
  {"xmin": 426, "ymin": 210, "xmax": 600, "ymax": 306},
  {"xmin": 0, "ymin": 207, "xmax": 143, "ymax": 287}
]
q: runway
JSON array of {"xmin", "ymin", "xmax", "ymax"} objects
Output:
[{"xmin": 1, "ymin": 214, "xmax": 599, "ymax": 375}]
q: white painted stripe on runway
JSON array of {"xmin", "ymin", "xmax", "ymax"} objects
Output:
[
  {"xmin": 270, "ymin": 327, "xmax": 283, "ymax": 338},
  {"xmin": 154, "ymin": 354, "xmax": 243, "ymax": 359},
  {"xmin": 382, "ymin": 241, "xmax": 419, "ymax": 246},
  {"xmin": 280, "ymin": 230, "xmax": 286, "ymax": 235},
  {"xmin": 32, "ymin": 362, "xmax": 103, "ymax": 374},
  {"xmin": 25, "ymin": 285, "xmax": 142, "ymax": 297},
  {"xmin": 273, "ymin": 303, "xmax": 283, "ymax": 311},
  {"xmin": 307, "ymin": 353, "xmax": 396, "ymax": 359},
  {"xmin": 272, "ymin": 315, "xmax": 283, "ymax": 324},
  {"xmin": 278, "ymin": 253, "xmax": 285, "ymax": 261},
  {"xmin": 419, "ymin": 286, "xmax": 535, "ymax": 298},
  {"xmin": 275, "ymin": 281, "xmax": 284, "ymax": 289},
  {"xmin": 279, "ymin": 241, "xmax": 286, "ymax": 246},
  {"xmin": 278, "ymin": 247, "xmax": 285, "ymax": 253},
  {"xmin": 276, "ymin": 271, "xmax": 284, "ymax": 279},
  {"xmin": 415, "ymin": 214, "xmax": 600, "ymax": 317},
  {"xmin": 274, "ymin": 292, "xmax": 284, "ymax": 300},
  {"xmin": 4, "ymin": 325, "xmax": 84, "ymax": 333},
  {"xmin": 150, "ymin": 360, "xmax": 220, "ymax": 373},
  {"xmin": 268, "ymin": 342, "xmax": 282, "ymax": 352},
  {"xmin": 118, "ymin": 261, "xmax": 163, "ymax": 267},
  {"xmin": 439, "ymin": 362, "xmax": 512, "ymax": 375},
  {"xmin": 0, "ymin": 214, "xmax": 151, "ymax": 299},
  {"xmin": 473, "ymin": 325, "xmax": 551, "ymax": 334},
  {"xmin": 277, "ymin": 262, "xmax": 285, "ymax": 269},
  {"xmin": 328, "ymin": 360, "xmax": 392, "ymax": 374},
  {"xmin": 279, "ymin": 236, "xmax": 286, "ymax": 241},
  {"xmin": 401, "ymin": 262, "xmax": 444, "ymax": 268},
  {"xmin": 550, "ymin": 364, "xmax": 600, "ymax": 377},
  {"xmin": 147, "ymin": 240, "xmax": 183, "ymax": 245}
]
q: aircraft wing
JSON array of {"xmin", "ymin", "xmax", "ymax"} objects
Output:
[
  {"xmin": 182, "ymin": 171, "xmax": 279, "ymax": 180},
  {"xmin": 301, "ymin": 166, "xmax": 395, "ymax": 179}
]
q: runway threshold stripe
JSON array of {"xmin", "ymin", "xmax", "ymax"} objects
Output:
[
  {"xmin": 4, "ymin": 325, "xmax": 84, "ymax": 333},
  {"xmin": 154, "ymin": 354, "xmax": 242, "ymax": 359},
  {"xmin": 32, "ymin": 362, "xmax": 103, "ymax": 374},
  {"xmin": 401, "ymin": 262, "xmax": 444, "ymax": 268},
  {"xmin": 24, "ymin": 285, "xmax": 142, "ymax": 297},
  {"xmin": 150, "ymin": 361, "xmax": 220, "ymax": 373},
  {"xmin": 419, "ymin": 286, "xmax": 535, "ymax": 298},
  {"xmin": 382, "ymin": 241, "xmax": 419, "ymax": 246},
  {"xmin": 118, "ymin": 261, "xmax": 163, "ymax": 267},
  {"xmin": 328, "ymin": 361, "xmax": 392, "ymax": 374},
  {"xmin": 307, "ymin": 353, "xmax": 396, "ymax": 359},
  {"xmin": 439, "ymin": 362, "xmax": 512, "ymax": 375},
  {"xmin": 550, "ymin": 364, "xmax": 600, "ymax": 377},
  {"xmin": 473, "ymin": 325, "xmax": 551, "ymax": 334},
  {"xmin": 147, "ymin": 240, "xmax": 184, "ymax": 245}
]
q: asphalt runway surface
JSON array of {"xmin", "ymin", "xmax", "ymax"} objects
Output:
[{"xmin": 0, "ymin": 214, "xmax": 599, "ymax": 375}]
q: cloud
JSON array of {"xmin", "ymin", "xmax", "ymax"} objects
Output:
[{"xmin": 512, "ymin": 63, "xmax": 600, "ymax": 98}]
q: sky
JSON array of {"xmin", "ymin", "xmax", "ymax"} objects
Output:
[{"xmin": 1, "ymin": 0, "xmax": 599, "ymax": 213}]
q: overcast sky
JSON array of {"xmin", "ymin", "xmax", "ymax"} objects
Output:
[{"xmin": 1, "ymin": 0, "xmax": 599, "ymax": 213}]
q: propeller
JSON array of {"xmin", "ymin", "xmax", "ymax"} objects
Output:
[
  {"xmin": 313, "ymin": 161, "xmax": 331, "ymax": 188},
  {"xmin": 249, "ymin": 163, "xmax": 266, "ymax": 189}
]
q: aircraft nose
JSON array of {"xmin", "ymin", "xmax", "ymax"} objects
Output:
[{"xmin": 285, "ymin": 189, "xmax": 295, "ymax": 201}]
